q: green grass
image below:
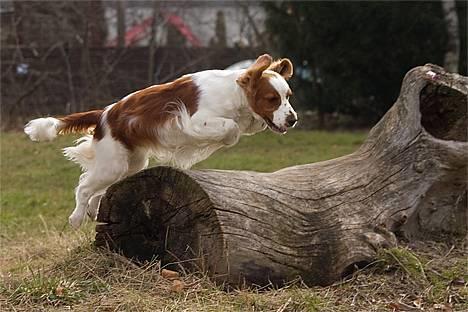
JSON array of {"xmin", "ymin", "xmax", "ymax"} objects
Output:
[
  {"xmin": 1, "ymin": 133, "xmax": 81, "ymax": 237},
  {"xmin": 194, "ymin": 130, "xmax": 364, "ymax": 171},
  {"xmin": 378, "ymin": 247, "xmax": 468, "ymax": 305},
  {"xmin": 1, "ymin": 129, "xmax": 466, "ymax": 311}
]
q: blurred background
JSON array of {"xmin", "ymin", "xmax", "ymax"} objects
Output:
[
  {"xmin": 2, "ymin": 3, "xmax": 468, "ymax": 310},
  {"xmin": 1, "ymin": 0, "xmax": 466, "ymax": 129}
]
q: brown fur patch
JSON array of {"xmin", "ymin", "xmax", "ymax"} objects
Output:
[
  {"xmin": 237, "ymin": 55, "xmax": 289, "ymax": 125},
  {"xmin": 268, "ymin": 59, "xmax": 294, "ymax": 80},
  {"xmin": 58, "ymin": 110, "xmax": 103, "ymax": 137},
  {"xmin": 250, "ymin": 76, "xmax": 282, "ymax": 124},
  {"xmin": 236, "ymin": 55, "xmax": 272, "ymax": 91},
  {"xmin": 104, "ymin": 76, "xmax": 199, "ymax": 149}
]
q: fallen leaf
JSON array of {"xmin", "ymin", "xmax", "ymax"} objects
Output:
[
  {"xmin": 55, "ymin": 286, "xmax": 64, "ymax": 297},
  {"xmin": 161, "ymin": 269, "xmax": 180, "ymax": 280},
  {"xmin": 171, "ymin": 279, "xmax": 185, "ymax": 292},
  {"xmin": 388, "ymin": 302, "xmax": 401, "ymax": 311}
]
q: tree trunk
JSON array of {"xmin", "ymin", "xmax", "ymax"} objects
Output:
[
  {"xmin": 116, "ymin": 0, "xmax": 126, "ymax": 48},
  {"xmin": 95, "ymin": 64, "xmax": 467, "ymax": 287},
  {"xmin": 441, "ymin": 0, "xmax": 460, "ymax": 73},
  {"xmin": 147, "ymin": 3, "xmax": 159, "ymax": 85}
]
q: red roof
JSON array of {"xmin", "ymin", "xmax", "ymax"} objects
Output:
[{"xmin": 106, "ymin": 11, "xmax": 202, "ymax": 47}]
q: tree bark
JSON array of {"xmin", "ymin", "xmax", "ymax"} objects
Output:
[
  {"xmin": 441, "ymin": 0, "xmax": 460, "ymax": 73},
  {"xmin": 95, "ymin": 64, "xmax": 467, "ymax": 287}
]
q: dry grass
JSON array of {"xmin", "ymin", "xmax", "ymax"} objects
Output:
[{"xmin": 1, "ymin": 228, "xmax": 466, "ymax": 311}]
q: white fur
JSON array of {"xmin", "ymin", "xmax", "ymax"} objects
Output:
[
  {"xmin": 68, "ymin": 133, "xmax": 131, "ymax": 228},
  {"xmin": 63, "ymin": 136, "xmax": 95, "ymax": 171},
  {"xmin": 24, "ymin": 117, "xmax": 63, "ymax": 141}
]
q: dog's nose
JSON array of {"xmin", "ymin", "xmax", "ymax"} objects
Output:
[{"xmin": 286, "ymin": 114, "xmax": 297, "ymax": 127}]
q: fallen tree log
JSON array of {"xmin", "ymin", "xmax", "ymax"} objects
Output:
[{"xmin": 95, "ymin": 64, "xmax": 467, "ymax": 286}]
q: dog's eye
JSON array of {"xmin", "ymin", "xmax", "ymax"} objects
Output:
[{"xmin": 264, "ymin": 94, "xmax": 279, "ymax": 102}]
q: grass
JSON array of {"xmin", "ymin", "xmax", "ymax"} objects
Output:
[{"xmin": 1, "ymin": 130, "xmax": 467, "ymax": 311}]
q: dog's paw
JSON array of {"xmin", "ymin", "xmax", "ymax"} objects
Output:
[
  {"xmin": 69, "ymin": 213, "xmax": 84, "ymax": 229},
  {"xmin": 222, "ymin": 123, "xmax": 240, "ymax": 146}
]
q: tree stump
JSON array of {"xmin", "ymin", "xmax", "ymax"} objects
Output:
[{"xmin": 95, "ymin": 64, "xmax": 467, "ymax": 287}]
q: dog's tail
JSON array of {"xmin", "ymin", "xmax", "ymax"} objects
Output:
[{"xmin": 24, "ymin": 110, "xmax": 104, "ymax": 142}]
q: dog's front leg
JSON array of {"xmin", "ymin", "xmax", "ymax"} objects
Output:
[{"xmin": 189, "ymin": 116, "xmax": 241, "ymax": 146}]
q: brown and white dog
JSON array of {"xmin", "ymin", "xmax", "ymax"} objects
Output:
[{"xmin": 24, "ymin": 54, "xmax": 298, "ymax": 228}]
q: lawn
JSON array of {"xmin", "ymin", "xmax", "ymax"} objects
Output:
[{"xmin": 1, "ymin": 130, "xmax": 466, "ymax": 311}]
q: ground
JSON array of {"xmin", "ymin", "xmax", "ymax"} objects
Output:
[{"xmin": 1, "ymin": 130, "xmax": 466, "ymax": 311}]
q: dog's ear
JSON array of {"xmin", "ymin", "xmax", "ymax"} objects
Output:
[
  {"xmin": 268, "ymin": 58, "xmax": 293, "ymax": 80},
  {"xmin": 237, "ymin": 54, "xmax": 272, "ymax": 91}
]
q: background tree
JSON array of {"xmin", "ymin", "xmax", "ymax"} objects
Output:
[
  {"xmin": 441, "ymin": 0, "xmax": 460, "ymax": 73},
  {"xmin": 264, "ymin": 1, "xmax": 467, "ymax": 125},
  {"xmin": 10, "ymin": 1, "xmax": 106, "ymax": 48},
  {"xmin": 116, "ymin": 0, "xmax": 126, "ymax": 48},
  {"xmin": 213, "ymin": 10, "xmax": 227, "ymax": 47}
]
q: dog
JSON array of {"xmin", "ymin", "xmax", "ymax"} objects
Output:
[{"xmin": 24, "ymin": 54, "xmax": 298, "ymax": 229}]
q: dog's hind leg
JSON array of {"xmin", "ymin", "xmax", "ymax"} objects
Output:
[
  {"xmin": 69, "ymin": 136, "xmax": 129, "ymax": 229},
  {"xmin": 85, "ymin": 149, "xmax": 149, "ymax": 222},
  {"xmin": 127, "ymin": 150, "xmax": 149, "ymax": 175}
]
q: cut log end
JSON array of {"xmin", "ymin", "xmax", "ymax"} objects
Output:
[{"xmin": 95, "ymin": 167, "xmax": 226, "ymax": 277}]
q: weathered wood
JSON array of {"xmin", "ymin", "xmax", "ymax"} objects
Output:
[{"xmin": 95, "ymin": 64, "xmax": 467, "ymax": 287}]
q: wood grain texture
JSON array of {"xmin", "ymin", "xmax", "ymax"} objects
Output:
[{"xmin": 95, "ymin": 64, "xmax": 467, "ymax": 286}]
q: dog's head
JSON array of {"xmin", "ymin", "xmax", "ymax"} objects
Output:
[{"xmin": 237, "ymin": 54, "xmax": 297, "ymax": 134}]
